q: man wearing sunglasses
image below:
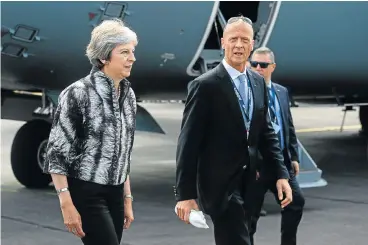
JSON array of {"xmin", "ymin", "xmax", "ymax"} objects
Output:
[
  {"xmin": 248, "ymin": 47, "xmax": 305, "ymax": 245},
  {"xmin": 175, "ymin": 16, "xmax": 293, "ymax": 245}
]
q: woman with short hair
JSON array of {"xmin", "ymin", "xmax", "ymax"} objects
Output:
[{"xmin": 43, "ymin": 18, "xmax": 138, "ymax": 245}]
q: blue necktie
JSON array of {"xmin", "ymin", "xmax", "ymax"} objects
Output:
[{"xmin": 238, "ymin": 74, "xmax": 249, "ymax": 115}]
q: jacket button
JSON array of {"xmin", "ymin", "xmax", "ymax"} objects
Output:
[{"xmin": 243, "ymin": 165, "xmax": 247, "ymax": 169}]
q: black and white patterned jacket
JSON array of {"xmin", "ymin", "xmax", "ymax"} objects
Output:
[{"xmin": 43, "ymin": 66, "xmax": 137, "ymax": 185}]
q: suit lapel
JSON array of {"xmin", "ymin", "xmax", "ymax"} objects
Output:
[{"xmin": 216, "ymin": 64, "xmax": 246, "ymax": 132}]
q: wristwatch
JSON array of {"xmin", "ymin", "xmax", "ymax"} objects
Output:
[{"xmin": 124, "ymin": 194, "xmax": 134, "ymax": 202}]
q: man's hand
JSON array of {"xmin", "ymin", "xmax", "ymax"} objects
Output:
[
  {"xmin": 276, "ymin": 179, "xmax": 293, "ymax": 208},
  {"xmin": 175, "ymin": 199, "xmax": 199, "ymax": 224},
  {"xmin": 292, "ymin": 161, "xmax": 300, "ymax": 176}
]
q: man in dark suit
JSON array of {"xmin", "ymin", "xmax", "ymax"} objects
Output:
[
  {"xmin": 248, "ymin": 47, "xmax": 305, "ymax": 245},
  {"xmin": 174, "ymin": 16, "xmax": 293, "ymax": 245}
]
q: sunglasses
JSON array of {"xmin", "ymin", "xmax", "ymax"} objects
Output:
[
  {"xmin": 227, "ymin": 16, "xmax": 253, "ymax": 26},
  {"xmin": 249, "ymin": 61, "xmax": 274, "ymax": 69}
]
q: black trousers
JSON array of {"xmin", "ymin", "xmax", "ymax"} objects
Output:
[
  {"xmin": 248, "ymin": 174, "xmax": 305, "ymax": 245},
  {"xmin": 68, "ymin": 178, "xmax": 125, "ymax": 245},
  {"xmin": 210, "ymin": 171, "xmax": 253, "ymax": 245}
]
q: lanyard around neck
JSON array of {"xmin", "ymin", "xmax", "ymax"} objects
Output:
[{"xmin": 230, "ymin": 75, "xmax": 252, "ymax": 130}]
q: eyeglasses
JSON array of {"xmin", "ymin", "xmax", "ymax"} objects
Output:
[
  {"xmin": 250, "ymin": 61, "xmax": 274, "ymax": 69},
  {"xmin": 227, "ymin": 16, "xmax": 253, "ymax": 26}
]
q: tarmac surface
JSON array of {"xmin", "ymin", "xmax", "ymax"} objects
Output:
[{"xmin": 1, "ymin": 103, "xmax": 367, "ymax": 245}]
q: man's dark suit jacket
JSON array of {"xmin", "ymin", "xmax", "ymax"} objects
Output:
[
  {"xmin": 258, "ymin": 82, "xmax": 299, "ymax": 176},
  {"xmin": 175, "ymin": 63, "xmax": 289, "ymax": 216}
]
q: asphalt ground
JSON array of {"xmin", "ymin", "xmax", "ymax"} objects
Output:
[{"xmin": 1, "ymin": 103, "xmax": 367, "ymax": 245}]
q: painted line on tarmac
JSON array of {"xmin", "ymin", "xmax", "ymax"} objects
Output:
[
  {"xmin": 1, "ymin": 186, "xmax": 55, "ymax": 195},
  {"xmin": 1, "ymin": 215, "xmax": 68, "ymax": 233},
  {"xmin": 296, "ymin": 125, "xmax": 361, "ymax": 133}
]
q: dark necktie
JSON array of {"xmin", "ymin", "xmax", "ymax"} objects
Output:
[{"xmin": 267, "ymin": 87, "xmax": 277, "ymax": 123}]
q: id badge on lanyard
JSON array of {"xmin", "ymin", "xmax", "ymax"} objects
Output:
[{"xmin": 246, "ymin": 124, "xmax": 250, "ymax": 140}]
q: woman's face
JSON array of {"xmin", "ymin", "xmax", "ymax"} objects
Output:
[{"xmin": 107, "ymin": 41, "xmax": 137, "ymax": 79}]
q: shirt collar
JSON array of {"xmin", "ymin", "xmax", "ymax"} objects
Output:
[
  {"xmin": 266, "ymin": 80, "xmax": 272, "ymax": 89},
  {"xmin": 222, "ymin": 59, "xmax": 247, "ymax": 80}
]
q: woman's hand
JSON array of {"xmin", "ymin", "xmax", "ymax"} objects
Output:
[
  {"xmin": 123, "ymin": 198, "xmax": 134, "ymax": 229},
  {"xmin": 50, "ymin": 174, "xmax": 86, "ymax": 238},
  {"xmin": 60, "ymin": 197, "xmax": 85, "ymax": 238}
]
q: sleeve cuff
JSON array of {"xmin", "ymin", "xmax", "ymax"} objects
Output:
[
  {"xmin": 174, "ymin": 186, "xmax": 197, "ymax": 201},
  {"xmin": 291, "ymin": 156, "xmax": 299, "ymax": 162},
  {"xmin": 278, "ymin": 169, "xmax": 290, "ymax": 180}
]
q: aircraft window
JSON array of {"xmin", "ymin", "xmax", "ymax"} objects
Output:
[
  {"xmin": 11, "ymin": 25, "xmax": 38, "ymax": 43},
  {"xmin": 1, "ymin": 43, "xmax": 27, "ymax": 58},
  {"xmin": 103, "ymin": 2, "xmax": 126, "ymax": 19}
]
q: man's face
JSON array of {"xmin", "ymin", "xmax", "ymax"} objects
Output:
[
  {"xmin": 221, "ymin": 21, "xmax": 254, "ymax": 71},
  {"xmin": 250, "ymin": 53, "xmax": 275, "ymax": 81}
]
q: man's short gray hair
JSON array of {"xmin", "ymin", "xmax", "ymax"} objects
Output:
[
  {"xmin": 86, "ymin": 18, "xmax": 138, "ymax": 68},
  {"xmin": 252, "ymin": 47, "xmax": 275, "ymax": 63},
  {"xmin": 223, "ymin": 15, "xmax": 253, "ymax": 33}
]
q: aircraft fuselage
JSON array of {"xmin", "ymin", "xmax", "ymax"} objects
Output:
[{"xmin": 2, "ymin": 1, "xmax": 368, "ymax": 103}]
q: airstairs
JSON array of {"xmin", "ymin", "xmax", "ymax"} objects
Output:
[{"xmin": 296, "ymin": 139, "xmax": 327, "ymax": 188}]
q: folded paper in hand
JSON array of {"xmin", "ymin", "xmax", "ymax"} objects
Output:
[{"xmin": 175, "ymin": 207, "xmax": 209, "ymax": 229}]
